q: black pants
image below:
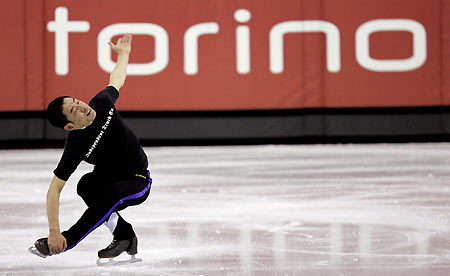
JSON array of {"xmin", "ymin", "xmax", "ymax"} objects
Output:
[{"xmin": 62, "ymin": 171, "xmax": 152, "ymax": 251}]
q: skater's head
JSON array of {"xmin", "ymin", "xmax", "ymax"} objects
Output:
[
  {"xmin": 47, "ymin": 96, "xmax": 96, "ymax": 131},
  {"xmin": 47, "ymin": 96, "xmax": 71, "ymax": 129}
]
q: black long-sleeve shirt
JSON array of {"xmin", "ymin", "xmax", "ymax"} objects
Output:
[{"xmin": 54, "ymin": 86, "xmax": 148, "ymax": 181}]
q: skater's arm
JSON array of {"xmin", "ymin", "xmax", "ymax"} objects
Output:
[
  {"xmin": 107, "ymin": 34, "xmax": 132, "ymax": 91},
  {"xmin": 47, "ymin": 175, "xmax": 65, "ymax": 233},
  {"xmin": 46, "ymin": 175, "xmax": 67, "ymax": 254}
]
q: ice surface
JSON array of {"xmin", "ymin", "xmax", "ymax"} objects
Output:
[{"xmin": 0, "ymin": 143, "xmax": 449, "ymax": 275}]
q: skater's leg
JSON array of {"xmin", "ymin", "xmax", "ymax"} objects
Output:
[
  {"xmin": 77, "ymin": 172, "xmax": 101, "ymax": 207},
  {"xmin": 62, "ymin": 172, "xmax": 152, "ymax": 251},
  {"xmin": 105, "ymin": 212, "xmax": 135, "ymax": 240},
  {"xmin": 79, "ymin": 173, "xmax": 135, "ymax": 240}
]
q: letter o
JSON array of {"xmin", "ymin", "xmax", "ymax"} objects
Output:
[
  {"xmin": 355, "ymin": 19, "xmax": 427, "ymax": 72},
  {"xmin": 98, "ymin": 23, "xmax": 169, "ymax": 75}
]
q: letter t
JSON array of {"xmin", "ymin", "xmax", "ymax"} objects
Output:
[{"xmin": 47, "ymin": 7, "xmax": 90, "ymax": 75}]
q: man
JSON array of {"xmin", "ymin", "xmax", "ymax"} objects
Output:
[{"xmin": 31, "ymin": 34, "xmax": 152, "ymax": 260}]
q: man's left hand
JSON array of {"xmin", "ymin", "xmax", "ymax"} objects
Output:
[{"xmin": 48, "ymin": 231, "xmax": 67, "ymax": 255}]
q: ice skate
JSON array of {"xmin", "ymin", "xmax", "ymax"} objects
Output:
[
  {"xmin": 96, "ymin": 236, "xmax": 142, "ymax": 266},
  {"xmin": 29, "ymin": 238, "xmax": 51, "ymax": 258}
]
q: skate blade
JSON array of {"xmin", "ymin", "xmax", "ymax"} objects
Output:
[
  {"xmin": 29, "ymin": 246, "xmax": 47, "ymax": 258},
  {"xmin": 96, "ymin": 255, "xmax": 142, "ymax": 267}
]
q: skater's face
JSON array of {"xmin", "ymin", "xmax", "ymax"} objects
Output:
[{"xmin": 61, "ymin": 97, "xmax": 96, "ymax": 131}]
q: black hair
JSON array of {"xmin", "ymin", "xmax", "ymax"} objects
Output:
[{"xmin": 47, "ymin": 96, "xmax": 71, "ymax": 129}]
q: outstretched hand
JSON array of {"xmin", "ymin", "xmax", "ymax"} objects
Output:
[{"xmin": 108, "ymin": 34, "xmax": 132, "ymax": 55}]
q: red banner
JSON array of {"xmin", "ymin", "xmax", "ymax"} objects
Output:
[{"xmin": 0, "ymin": 0, "xmax": 448, "ymax": 111}]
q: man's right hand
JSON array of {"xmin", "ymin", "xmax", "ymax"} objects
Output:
[
  {"xmin": 48, "ymin": 231, "xmax": 67, "ymax": 255},
  {"xmin": 107, "ymin": 34, "xmax": 132, "ymax": 91},
  {"xmin": 108, "ymin": 33, "xmax": 132, "ymax": 56}
]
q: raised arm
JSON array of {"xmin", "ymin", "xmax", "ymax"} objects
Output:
[
  {"xmin": 47, "ymin": 175, "xmax": 67, "ymax": 254},
  {"xmin": 107, "ymin": 34, "xmax": 132, "ymax": 91}
]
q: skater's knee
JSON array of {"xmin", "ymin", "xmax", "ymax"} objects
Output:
[{"xmin": 77, "ymin": 172, "xmax": 95, "ymax": 197}]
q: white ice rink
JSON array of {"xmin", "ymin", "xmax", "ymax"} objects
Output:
[{"xmin": 0, "ymin": 143, "xmax": 449, "ymax": 275}]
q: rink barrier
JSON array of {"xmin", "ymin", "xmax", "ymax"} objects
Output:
[{"xmin": 1, "ymin": 106, "xmax": 450, "ymax": 146}]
